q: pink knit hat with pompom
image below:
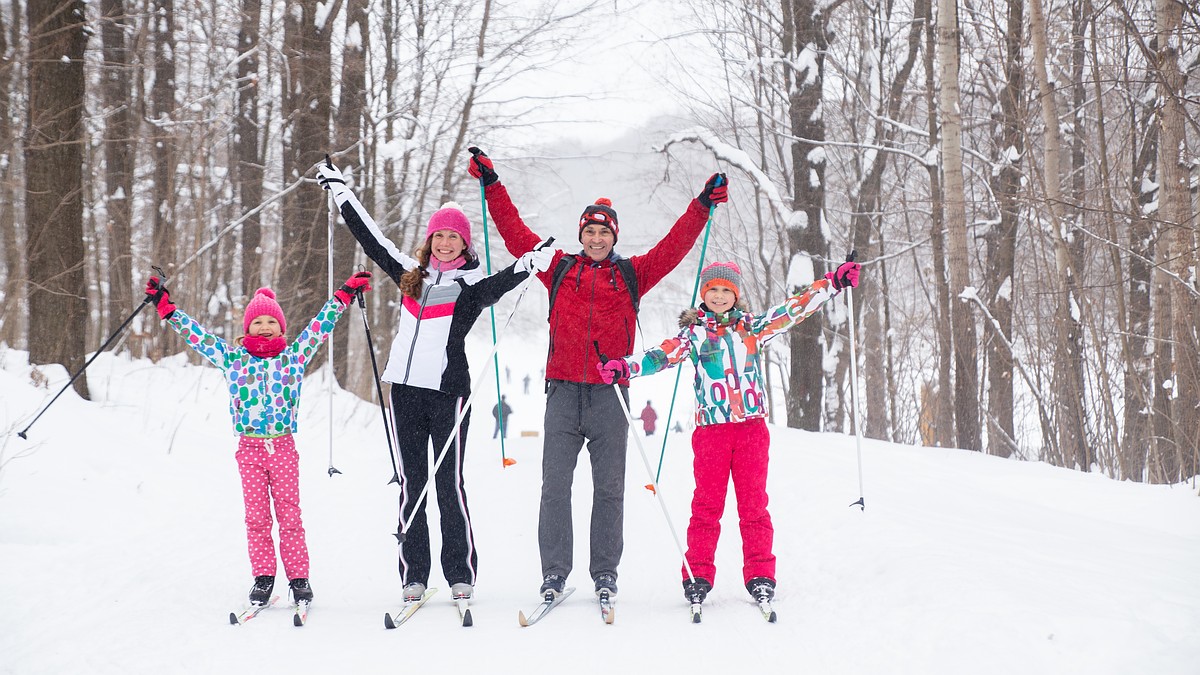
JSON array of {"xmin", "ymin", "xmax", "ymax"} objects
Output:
[
  {"xmin": 425, "ymin": 202, "xmax": 473, "ymax": 250},
  {"xmin": 243, "ymin": 287, "xmax": 287, "ymax": 334}
]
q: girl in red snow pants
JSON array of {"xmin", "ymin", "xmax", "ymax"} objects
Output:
[
  {"xmin": 685, "ymin": 418, "xmax": 775, "ymax": 585},
  {"xmin": 236, "ymin": 434, "xmax": 309, "ymax": 579}
]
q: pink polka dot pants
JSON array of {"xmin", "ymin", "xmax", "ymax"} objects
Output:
[{"xmin": 236, "ymin": 434, "xmax": 309, "ymax": 580}]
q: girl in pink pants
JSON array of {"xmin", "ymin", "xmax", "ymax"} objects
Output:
[
  {"xmin": 146, "ymin": 272, "xmax": 372, "ymax": 606},
  {"xmin": 600, "ymin": 259, "xmax": 861, "ymax": 606}
]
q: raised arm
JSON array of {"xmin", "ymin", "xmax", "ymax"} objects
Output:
[
  {"xmin": 145, "ymin": 277, "xmax": 230, "ymax": 368},
  {"xmin": 318, "ymin": 162, "xmax": 417, "ymax": 284},
  {"xmin": 467, "ymin": 147, "xmax": 545, "ymax": 260},
  {"xmin": 630, "ymin": 173, "xmax": 728, "ymax": 295},
  {"xmin": 289, "ymin": 271, "xmax": 373, "ymax": 362}
]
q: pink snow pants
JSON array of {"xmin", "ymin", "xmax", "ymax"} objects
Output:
[
  {"xmin": 235, "ymin": 434, "xmax": 309, "ymax": 580},
  {"xmin": 682, "ymin": 418, "xmax": 776, "ymax": 585}
]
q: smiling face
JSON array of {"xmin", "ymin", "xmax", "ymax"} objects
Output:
[
  {"xmin": 429, "ymin": 229, "xmax": 467, "ymax": 263},
  {"xmin": 703, "ymin": 286, "xmax": 737, "ymax": 314},
  {"xmin": 247, "ymin": 315, "xmax": 282, "ymax": 339},
  {"xmin": 580, "ymin": 225, "xmax": 616, "ymax": 262}
]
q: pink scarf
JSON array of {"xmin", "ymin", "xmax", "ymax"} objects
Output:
[
  {"xmin": 428, "ymin": 256, "xmax": 467, "ymax": 272},
  {"xmin": 242, "ymin": 335, "xmax": 286, "ymax": 358}
]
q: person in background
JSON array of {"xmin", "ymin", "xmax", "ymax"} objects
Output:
[
  {"xmin": 640, "ymin": 401, "xmax": 658, "ymax": 436},
  {"xmin": 598, "ymin": 259, "xmax": 861, "ymax": 608},
  {"xmin": 492, "ymin": 395, "xmax": 513, "ymax": 439}
]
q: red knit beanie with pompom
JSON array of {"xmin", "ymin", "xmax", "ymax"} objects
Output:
[{"xmin": 578, "ymin": 197, "xmax": 619, "ymax": 243}]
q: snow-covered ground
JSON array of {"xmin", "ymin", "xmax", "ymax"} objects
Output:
[{"xmin": 1, "ymin": 341, "xmax": 1198, "ymax": 675}]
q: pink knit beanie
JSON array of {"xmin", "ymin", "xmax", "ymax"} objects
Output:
[
  {"xmin": 425, "ymin": 202, "xmax": 473, "ymax": 250},
  {"xmin": 243, "ymin": 287, "xmax": 287, "ymax": 334}
]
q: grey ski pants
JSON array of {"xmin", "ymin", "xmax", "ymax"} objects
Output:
[{"xmin": 539, "ymin": 380, "xmax": 629, "ymax": 583}]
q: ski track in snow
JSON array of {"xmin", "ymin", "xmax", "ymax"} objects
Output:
[{"xmin": 1, "ymin": 347, "xmax": 1198, "ymax": 675}]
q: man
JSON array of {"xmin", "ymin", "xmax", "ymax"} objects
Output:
[
  {"xmin": 492, "ymin": 395, "xmax": 513, "ymax": 439},
  {"xmin": 467, "ymin": 147, "xmax": 728, "ymax": 601}
]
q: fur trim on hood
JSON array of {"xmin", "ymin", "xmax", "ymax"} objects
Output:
[{"xmin": 679, "ymin": 300, "xmax": 751, "ymax": 328}]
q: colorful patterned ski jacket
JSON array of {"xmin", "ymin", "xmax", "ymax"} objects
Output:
[
  {"xmin": 331, "ymin": 188, "xmax": 530, "ymax": 396},
  {"xmin": 623, "ymin": 279, "xmax": 839, "ymax": 427},
  {"xmin": 165, "ymin": 296, "xmax": 347, "ymax": 436},
  {"xmin": 483, "ymin": 182, "xmax": 710, "ymax": 385}
]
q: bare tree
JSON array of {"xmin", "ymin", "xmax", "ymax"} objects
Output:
[
  {"xmin": 936, "ymin": 0, "xmax": 980, "ymax": 451},
  {"xmin": 25, "ymin": 0, "xmax": 90, "ymax": 396},
  {"xmin": 235, "ymin": 0, "xmax": 265, "ymax": 299},
  {"xmin": 0, "ymin": 3, "xmax": 23, "ymax": 348},
  {"xmin": 99, "ymin": 0, "xmax": 134, "ymax": 340}
]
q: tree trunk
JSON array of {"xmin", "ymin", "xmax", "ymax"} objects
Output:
[
  {"xmin": 936, "ymin": 0, "xmax": 980, "ymax": 451},
  {"xmin": 279, "ymin": 0, "xmax": 336, "ymax": 362},
  {"xmin": 0, "ymin": 5, "xmax": 23, "ymax": 348},
  {"xmin": 332, "ymin": 0, "xmax": 368, "ymax": 392},
  {"xmin": 1155, "ymin": 0, "xmax": 1198, "ymax": 482},
  {"xmin": 148, "ymin": 0, "xmax": 178, "ymax": 357},
  {"xmin": 25, "ymin": 0, "xmax": 89, "ymax": 397},
  {"xmin": 922, "ymin": 0, "xmax": 954, "ymax": 448},
  {"xmin": 100, "ymin": 0, "xmax": 134, "ymax": 341},
  {"xmin": 984, "ymin": 0, "xmax": 1023, "ymax": 458},
  {"xmin": 782, "ymin": 0, "xmax": 830, "ymax": 431},
  {"xmin": 236, "ymin": 0, "xmax": 264, "ymax": 301},
  {"xmin": 1030, "ymin": 0, "xmax": 1091, "ymax": 468}
]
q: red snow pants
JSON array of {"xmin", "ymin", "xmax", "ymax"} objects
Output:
[
  {"xmin": 236, "ymin": 434, "xmax": 309, "ymax": 580},
  {"xmin": 681, "ymin": 418, "xmax": 776, "ymax": 585}
]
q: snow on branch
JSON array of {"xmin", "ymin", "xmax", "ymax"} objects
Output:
[{"xmin": 656, "ymin": 126, "xmax": 796, "ymax": 228}]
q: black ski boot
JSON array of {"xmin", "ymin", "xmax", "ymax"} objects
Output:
[
  {"xmin": 249, "ymin": 575, "xmax": 275, "ymax": 606},
  {"xmin": 594, "ymin": 573, "xmax": 618, "ymax": 598},
  {"xmin": 540, "ymin": 573, "xmax": 567, "ymax": 597},
  {"xmin": 683, "ymin": 577, "xmax": 713, "ymax": 603},
  {"xmin": 289, "ymin": 578, "xmax": 313, "ymax": 603},
  {"xmin": 745, "ymin": 576, "xmax": 775, "ymax": 602}
]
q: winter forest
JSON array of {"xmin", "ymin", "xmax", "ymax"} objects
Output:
[{"xmin": 1, "ymin": 0, "xmax": 1198, "ymax": 484}]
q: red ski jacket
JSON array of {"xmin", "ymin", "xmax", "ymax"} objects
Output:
[{"xmin": 484, "ymin": 183, "xmax": 710, "ymax": 385}]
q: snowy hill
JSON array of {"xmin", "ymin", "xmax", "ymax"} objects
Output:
[{"xmin": 1, "ymin": 342, "xmax": 1198, "ymax": 675}]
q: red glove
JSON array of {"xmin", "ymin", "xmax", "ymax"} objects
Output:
[
  {"xmin": 697, "ymin": 173, "xmax": 728, "ymax": 209},
  {"xmin": 467, "ymin": 147, "xmax": 499, "ymax": 186},
  {"xmin": 335, "ymin": 271, "xmax": 373, "ymax": 306},
  {"xmin": 825, "ymin": 261, "xmax": 861, "ymax": 290},
  {"xmin": 144, "ymin": 276, "xmax": 176, "ymax": 320},
  {"xmin": 597, "ymin": 359, "xmax": 630, "ymax": 385}
]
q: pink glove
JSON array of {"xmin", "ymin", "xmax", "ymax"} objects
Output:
[
  {"xmin": 144, "ymin": 276, "xmax": 176, "ymax": 320},
  {"xmin": 597, "ymin": 359, "xmax": 630, "ymax": 385},
  {"xmin": 825, "ymin": 261, "xmax": 861, "ymax": 290},
  {"xmin": 335, "ymin": 271, "xmax": 373, "ymax": 306}
]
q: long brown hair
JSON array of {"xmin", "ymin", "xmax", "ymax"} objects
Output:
[{"xmin": 398, "ymin": 236, "xmax": 476, "ymax": 300}]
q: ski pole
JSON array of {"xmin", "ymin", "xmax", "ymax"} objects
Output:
[
  {"xmin": 610, "ymin": 379, "xmax": 697, "ymax": 583},
  {"xmin": 18, "ymin": 266, "xmax": 169, "ymax": 439},
  {"xmin": 652, "ymin": 174, "xmax": 723, "ymax": 489},
  {"xmin": 394, "ymin": 238, "xmax": 554, "ymax": 543},
  {"xmin": 842, "ymin": 250, "xmax": 866, "ymax": 511},
  {"xmin": 355, "ymin": 285, "xmax": 401, "ymax": 484},
  {"xmin": 323, "ymin": 153, "xmax": 343, "ymax": 477},
  {"xmin": 469, "ymin": 146, "xmax": 513, "ymax": 468}
]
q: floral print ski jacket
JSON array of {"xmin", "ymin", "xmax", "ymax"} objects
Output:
[
  {"xmin": 623, "ymin": 279, "xmax": 839, "ymax": 427},
  {"xmin": 165, "ymin": 296, "xmax": 347, "ymax": 436}
]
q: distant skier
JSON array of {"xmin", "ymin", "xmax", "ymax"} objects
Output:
[
  {"xmin": 492, "ymin": 395, "xmax": 513, "ymax": 439},
  {"xmin": 318, "ymin": 161, "xmax": 554, "ymax": 605},
  {"xmin": 144, "ymin": 272, "xmax": 373, "ymax": 608},
  {"xmin": 639, "ymin": 401, "xmax": 658, "ymax": 436},
  {"xmin": 598, "ymin": 259, "xmax": 860, "ymax": 607}
]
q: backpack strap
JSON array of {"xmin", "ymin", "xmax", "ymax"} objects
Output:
[{"xmin": 547, "ymin": 255, "xmax": 641, "ymax": 318}]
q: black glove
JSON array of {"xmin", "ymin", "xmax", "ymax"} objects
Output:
[
  {"xmin": 698, "ymin": 173, "xmax": 729, "ymax": 209},
  {"xmin": 467, "ymin": 147, "xmax": 499, "ymax": 186}
]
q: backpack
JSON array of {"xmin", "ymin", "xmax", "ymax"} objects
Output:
[{"xmin": 547, "ymin": 255, "xmax": 640, "ymax": 318}]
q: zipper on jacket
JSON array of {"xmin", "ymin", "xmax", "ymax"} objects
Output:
[
  {"xmin": 401, "ymin": 267, "xmax": 442, "ymax": 384},
  {"xmin": 580, "ymin": 264, "xmax": 599, "ymax": 383}
]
